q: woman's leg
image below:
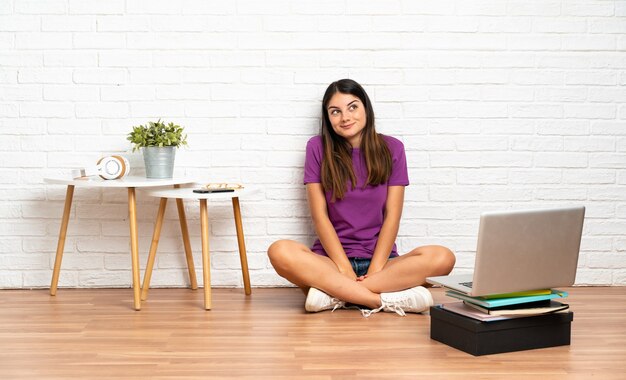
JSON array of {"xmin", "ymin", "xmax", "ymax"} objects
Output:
[
  {"xmin": 267, "ymin": 239, "xmax": 381, "ymax": 308},
  {"xmin": 359, "ymin": 245, "xmax": 455, "ymax": 294}
]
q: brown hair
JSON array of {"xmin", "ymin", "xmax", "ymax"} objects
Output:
[{"xmin": 320, "ymin": 79, "xmax": 392, "ymax": 201}]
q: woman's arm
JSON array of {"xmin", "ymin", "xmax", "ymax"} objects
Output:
[
  {"xmin": 366, "ymin": 185, "xmax": 405, "ymax": 276},
  {"xmin": 306, "ymin": 183, "xmax": 356, "ymax": 280}
]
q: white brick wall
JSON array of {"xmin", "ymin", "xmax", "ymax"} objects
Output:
[{"xmin": 1, "ymin": 0, "xmax": 625, "ymax": 288}]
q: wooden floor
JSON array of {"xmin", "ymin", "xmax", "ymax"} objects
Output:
[{"xmin": 0, "ymin": 287, "xmax": 624, "ymax": 379}]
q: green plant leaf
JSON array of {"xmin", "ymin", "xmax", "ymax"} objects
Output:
[{"xmin": 127, "ymin": 119, "xmax": 188, "ymax": 152}]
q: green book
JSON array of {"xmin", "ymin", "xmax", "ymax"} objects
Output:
[{"xmin": 445, "ymin": 289, "xmax": 568, "ymax": 308}]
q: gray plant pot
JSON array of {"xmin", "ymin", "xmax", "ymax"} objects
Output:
[{"xmin": 142, "ymin": 146, "xmax": 176, "ymax": 179}]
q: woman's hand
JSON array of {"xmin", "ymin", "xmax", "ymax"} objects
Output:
[
  {"xmin": 338, "ymin": 265, "xmax": 357, "ymax": 281},
  {"xmin": 357, "ymin": 264, "xmax": 383, "ymax": 281}
]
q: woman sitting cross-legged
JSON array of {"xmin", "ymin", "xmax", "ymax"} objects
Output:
[{"xmin": 267, "ymin": 79, "xmax": 455, "ymax": 317}]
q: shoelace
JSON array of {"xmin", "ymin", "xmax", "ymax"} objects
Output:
[
  {"xmin": 360, "ymin": 306, "xmax": 383, "ymax": 318},
  {"xmin": 383, "ymin": 303, "xmax": 407, "ymax": 317},
  {"xmin": 331, "ymin": 300, "xmax": 368, "ymax": 313},
  {"xmin": 330, "ymin": 298, "xmax": 344, "ymax": 312},
  {"xmin": 360, "ymin": 302, "xmax": 407, "ymax": 318}
]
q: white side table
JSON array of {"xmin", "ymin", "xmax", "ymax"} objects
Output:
[
  {"xmin": 44, "ymin": 176, "xmax": 196, "ymax": 311},
  {"xmin": 141, "ymin": 186, "xmax": 253, "ymax": 310}
]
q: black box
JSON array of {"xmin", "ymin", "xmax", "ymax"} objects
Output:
[{"xmin": 430, "ymin": 305, "xmax": 573, "ymax": 356}]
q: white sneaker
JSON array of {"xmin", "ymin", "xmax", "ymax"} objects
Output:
[
  {"xmin": 361, "ymin": 286, "xmax": 434, "ymax": 317},
  {"xmin": 305, "ymin": 287, "xmax": 346, "ymax": 313}
]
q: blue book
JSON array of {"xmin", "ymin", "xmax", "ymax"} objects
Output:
[{"xmin": 445, "ymin": 289, "xmax": 568, "ymax": 308}]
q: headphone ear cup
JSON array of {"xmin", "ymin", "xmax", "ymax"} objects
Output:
[
  {"xmin": 111, "ymin": 155, "xmax": 130, "ymax": 178},
  {"xmin": 97, "ymin": 156, "xmax": 129, "ymax": 180}
]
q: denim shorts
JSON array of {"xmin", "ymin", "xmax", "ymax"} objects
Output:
[
  {"xmin": 349, "ymin": 258, "xmax": 371, "ymax": 277},
  {"xmin": 349, "ymin": 256, "xmax": 397, "ymax": 277}
]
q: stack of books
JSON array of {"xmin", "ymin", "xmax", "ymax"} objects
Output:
[{"xmin": 441, "ymin": 289, "xmax": 570, "ymax": 322}]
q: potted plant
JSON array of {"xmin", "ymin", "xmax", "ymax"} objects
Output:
[{"xmin": 127, "ymin": 119, "xmax": 188, "ymax": 179}]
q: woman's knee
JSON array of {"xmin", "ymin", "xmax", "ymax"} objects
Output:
[
  {"xmin": 433, "ymin": 245, "xmax": 456, "ymax": 275},
  {"xmin": 267, "ymin": 239, "xmax": 289, "ymax": 260},
  {"xmin": 409, "ymin": 245, "xmax": 456, "ymax": 275},
  {"xmin": 267, "ymin": 239, "xmax": 299, "ymax": 270}
]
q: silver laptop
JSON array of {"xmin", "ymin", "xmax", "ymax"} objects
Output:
[{"xmin": 426, "ymin": 206, "xmax": 585, "ymax": 297}]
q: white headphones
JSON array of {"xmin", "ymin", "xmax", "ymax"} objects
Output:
[{"xmin": 72, "ymin": 155, "xmax": 130, "ymax": 180}]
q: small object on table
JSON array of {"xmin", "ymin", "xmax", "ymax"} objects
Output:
[
  {"xmin": 193, "ymin": 188, "xmax": 234, "ymax": 194},
  {"xmin": 201, "ymin": 183, "xmax": 244, "ymax": 190}
]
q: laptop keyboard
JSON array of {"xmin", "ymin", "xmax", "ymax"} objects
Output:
[{"xmin": 460, "ymin": 281, "xmax": 473, "ymax": 288}]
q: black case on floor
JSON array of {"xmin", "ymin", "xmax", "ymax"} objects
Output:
[{"xmin": 430, "ymin": 305, "xmax": 573, "ymax": 356}]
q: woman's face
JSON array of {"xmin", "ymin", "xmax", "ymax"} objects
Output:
[{"xmin": 326, "ymin": 92, "xmax": 367, "ymax": 148}]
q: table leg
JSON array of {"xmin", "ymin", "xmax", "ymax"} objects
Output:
[
  {"xmin": 232, "ymin": 197, "xmax": 251, "ymax": 296},
  {"xmin": 128, "ymin": 187, "xmax": 141, "ymax": 311},
  {"xmin": 199, "ymin": 199, "xmax": 211, "ymax": 310},
  {"xmin": 50, "ymin": 185, "xmax": 75, "ymax": 296},
  {"xmin": 141, "ymin": 197, "xmax": 168, "ymax": 301},
  {"xmin": 175, "ymin": 197, "xmax": 198, "ymax": 290}
]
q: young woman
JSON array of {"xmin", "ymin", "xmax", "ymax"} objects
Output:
[{"xmin": 268, "ymin": 79, "xmax": 455, "ymax": 317}]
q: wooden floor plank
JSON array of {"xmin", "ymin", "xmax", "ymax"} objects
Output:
[{"xmin": 0, "ymin": 287, "xmax": 624, "ymax": 379}]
